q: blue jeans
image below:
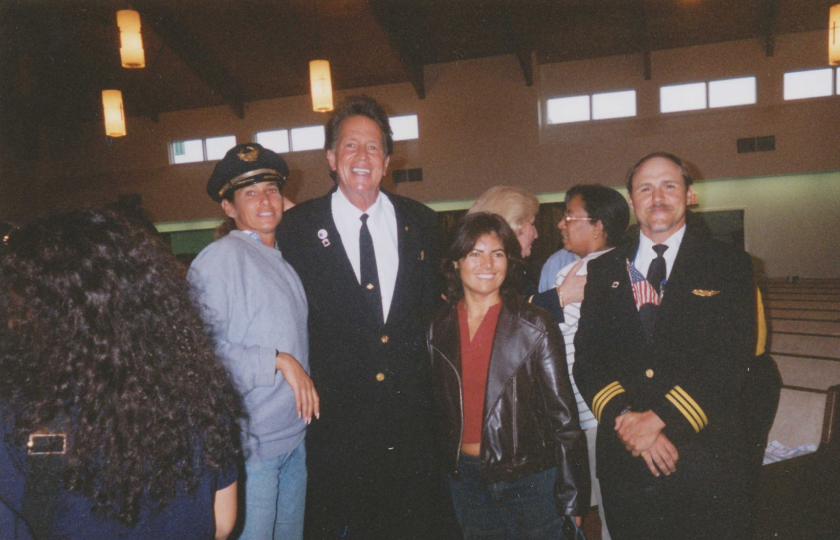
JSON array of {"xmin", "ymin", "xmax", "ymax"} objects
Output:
[
  {"xmin": 448, "ymin": 454, "xmax": 580, "ymax": 539},
  {"xmin": 238, "ymin": 439, "xmax": 306, "ymax": 540}
]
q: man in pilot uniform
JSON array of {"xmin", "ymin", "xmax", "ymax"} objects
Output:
[{"xmin": 573, "ymin": 152, "xmax": 756, "ymax": 539}]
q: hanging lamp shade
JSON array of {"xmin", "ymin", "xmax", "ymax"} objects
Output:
[
  {"xmin": 117, "ymin": 10, "xmax": 145, "ymax": 68},
  {"xmin": 310, "ymin": 59, "xmax": 334, "ymax": 112},
  {"xmin": 102, "ymin": 90, "xmax": 126, "ymax": 137},
  {"xmin": 831, "ymin": 4, "xmax": 840, "ymax": 65}
]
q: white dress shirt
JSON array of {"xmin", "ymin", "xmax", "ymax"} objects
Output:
[
  {"xmin": 633, "ymin": 224, "xmax": 686, "ymax": 281},
  {"xmin": 331, "ymin": 188, "xmax": 399, "ymax": 321}
]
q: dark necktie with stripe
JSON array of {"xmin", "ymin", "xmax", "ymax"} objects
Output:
[
  {"xmin": 647, "ymin": 244, "xmax": 668, "ymax": 295},
  {"xmin": 359, "ymin": 214, "xmax": 384, "ymax": 324},
  {"xmin": 640, "ymin": 244, "xmax": 668, "ymax": 339}
]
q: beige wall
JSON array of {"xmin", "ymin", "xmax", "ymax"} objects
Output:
[{"xmin": 1, "ymin": 30, "xmax": 838, "ymax": 277}]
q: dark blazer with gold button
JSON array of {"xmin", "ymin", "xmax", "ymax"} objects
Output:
[
  {"xmin": 276, "ymin": 186, "xmax": 441, "ymax": 527},
  {"xmin": 572, "ymin": 224, "xmax": 756, "ymax": 486}
]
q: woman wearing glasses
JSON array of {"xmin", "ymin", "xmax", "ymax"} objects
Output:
[
  {"xmin": 429, "ymin": 212, "xmax": 590, "ymax": 539},
  {"xmin": 555, "ymin": 185, "xmax": 631, "ymax": 540}
]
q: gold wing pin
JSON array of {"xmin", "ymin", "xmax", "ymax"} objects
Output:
[
  {"xmin": 692, "ymin": 289, "xmax": 720, "ymax": 297},
  {"xmin": 419, "ymin": 250, "xmax": 424, "ymax": 260}
]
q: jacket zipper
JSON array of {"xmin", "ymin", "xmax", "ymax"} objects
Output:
[{"xmin": 439, "ymin": 348, "xmax": 464, "ymax": 474}]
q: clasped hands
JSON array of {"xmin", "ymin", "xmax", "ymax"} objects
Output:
[{"xmin": 614, "ymin": 410, "xmax": 679, "ymax": 477}]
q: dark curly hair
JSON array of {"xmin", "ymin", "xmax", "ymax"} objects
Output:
[
  {"xmin": 441, "ymin": 212, "xmax": 523, "ymax": 304},
  {"xmin": 0, "ymin": 208, "xmax": 244, "ymax": 525}
]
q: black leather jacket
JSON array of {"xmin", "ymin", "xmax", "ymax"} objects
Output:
[{"xmin": 428, "ymin": 295, "xmax": 590, "ymax": 516}]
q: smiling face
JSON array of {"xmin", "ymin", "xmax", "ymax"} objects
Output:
[
  {"xmin": 458, "ymin": 233, "xmax": 508, "ymax": 302},
  {"xmin": 221, "ymin": 180, "xmax": 283, "ymax": 247},
  {"xmin": 516, "ymin": 216, "xmax": 538, "ymax": 258},
  {"xmin": 628, "ymin": 156, "xmax": 694, "ymax": 244},
  {"xmin": 327, "ymin": 115, "xmax": 390, "ymax": 211}
]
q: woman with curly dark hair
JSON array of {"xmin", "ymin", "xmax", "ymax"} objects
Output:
[{"xmin": 0, "ymin": 209, "xmax": 244, "ymax": 539}]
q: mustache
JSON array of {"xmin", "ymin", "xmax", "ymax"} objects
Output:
[{"xmin": 646, "ymin": 204, "xmax": 674, "ymax": 211}]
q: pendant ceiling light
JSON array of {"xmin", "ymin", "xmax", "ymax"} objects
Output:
[
  {"xmin": 102, "ymin": 90, "xmax": 126, "ymax": 137},
  {"xmin": 830, "ymin": 4, "xmax": 840, "ymax": 65},
  {"xmin": 117, "ymin": 10, "xmax": 145, "ymax": 68},
  {"xmin": 310, "ymin": 0, "xmax": 333, "ymax": 112},
  {"xmin": 310, "ymin": 59, "xmax": 334, "ymax": 113}
]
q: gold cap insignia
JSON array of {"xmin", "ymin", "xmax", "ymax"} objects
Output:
[{"xmin": 237, "ymin": 146, "xmax": 259, "ymax": 162}]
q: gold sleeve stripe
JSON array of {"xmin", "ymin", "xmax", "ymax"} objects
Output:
[
  {"xmin": 672, "ymin": 385, "xmax": 709, "ymax": 426},
  {"xmin": 593, "ymin": 382, "xmax": 625, "ymax": 423},
  {"xmin": 665, "ymin": 393, "xmax": 702, "ymax": 433},
  {"xmin": 666, "ymin": 390, "xmax": 704, "ymax": 429}
]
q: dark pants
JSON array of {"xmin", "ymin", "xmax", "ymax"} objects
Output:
[
  {"xmin": 448, "ymin": 454, "xmax": 579, "ymax": 540},
  {"xmin": 600, "ymin": 445, "xmax": 749, "ymax": 540}
]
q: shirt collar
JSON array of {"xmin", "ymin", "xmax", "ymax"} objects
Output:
[
  {"xmin": 638, "ymin": 223, "xmax": 686, "ymax": 254},
  {"xmin": 332, "ymin": 187, "xmax": 386, "ymax": 225}
]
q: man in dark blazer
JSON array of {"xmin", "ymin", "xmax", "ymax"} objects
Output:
[
  {"xmin": 573, "ymin": 152, "xmax": 756, "ymax": 540},
  {"xmin": 276, "ymin": 96, "xmax": 442, "ymax": 539}
]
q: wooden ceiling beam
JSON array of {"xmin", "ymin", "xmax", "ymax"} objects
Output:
[
  {"xmin": 501, "ymin": 4, "xmax": 534, "ymax": 87},
  {"xmin": 132, "ymin": 1, "xmax": 246, "ymax": 119},
  {"xmin": 759, "ymin": 0, "xmax": 779, "ymax": 57},
  {"xmin": 632, "ymin": 0, "xmax": 652, "ymax": 80},
  {"xmin": 366, "ymin": 0, "xmax": 426, "ymax": 99}
]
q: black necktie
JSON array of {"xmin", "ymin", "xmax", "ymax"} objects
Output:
[
  {"xmin": 647, "ymin": 244, "xmax": 668, "ymax": 295},
  {"xmin": 359, "ymin": 214, "xmax": 384, "ymax": 324}
]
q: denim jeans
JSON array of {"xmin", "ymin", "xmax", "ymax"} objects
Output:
[
  {"xmin": 448, "ymin": 454, "xmax": 580, "ymax": 539},
  {"xmin": 238, "ymin": 439, "xmax": 306, "ymax": 540}
]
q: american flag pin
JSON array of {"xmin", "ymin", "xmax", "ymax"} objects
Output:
[
  {"xmin": 322, "ymin": 239, "xmax": 330, "ymax": 247},
  {"xmin": 611, "ymin": 281, "xmax": 619, "ymax": 288}
]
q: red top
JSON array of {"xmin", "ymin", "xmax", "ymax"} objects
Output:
[{"xmin": 458, "ymin": 300, "xmax": 502, "ymax": 445}]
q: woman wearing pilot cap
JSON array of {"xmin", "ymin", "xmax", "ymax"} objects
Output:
[{"xmin": 189, "ymin": 143, "xmax": 318, "ymax": 540}]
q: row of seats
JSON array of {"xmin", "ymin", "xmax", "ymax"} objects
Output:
[
  {"xmin": 764, "ymin": 279, "xmax": 840, "ymax": 449},
  {"xmin": 755, "ymin": 278, "xmax": 840, "ymax": 539}
]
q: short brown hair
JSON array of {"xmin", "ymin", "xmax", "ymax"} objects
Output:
[{"xmin": 625, "ymin": 152, "xmax": 694, "ymax": 193}]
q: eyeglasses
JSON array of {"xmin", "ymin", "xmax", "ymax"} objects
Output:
[{"xmin": 562, "ymin": 214, "xmax": 593, "ymax": 223}]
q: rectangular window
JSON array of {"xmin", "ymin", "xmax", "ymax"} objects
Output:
[
  {"xmin": 660, "ymin": 82, "xmax": 706, "ymax": 113},
  {"xmin": 390, "ymin": 115, "xmax": 419, "ymax": 141},
  {"xmin": 205, "ymin": 135, "xmax": 237, "ymax": 161},
  {"xmin": 784, "ymin": 68, "xmax": 833, "ymax": 100},
  {"xmin": 592, "ymin": 90, "xmax": 636, "ymax": 120},
  {"xmin": 255, "ymin": 129, "xmax": 290, "ymax": 154},
  {"xmin": 547, "ymin": 95, "xmax": 590, "ymax": 124},
  {"xmin": 170, "ymin": 139, "xmax": 204, "ymax": 164},
  {"xmin": 290, "ymin": 125, "xmax": 326, "ymax": 152},
  {"xmin": 709, "ymin": 76, "xmax": 756, "ymax": 108}
]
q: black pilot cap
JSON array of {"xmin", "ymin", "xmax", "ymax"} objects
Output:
[{"xmin": 206, "ymin": 143, "xmax": 289, "ymax": 202}]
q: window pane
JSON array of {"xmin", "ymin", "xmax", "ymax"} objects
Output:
[
  {"xmin": 390, "ymin": 115, "xmax": 419, "ymax": 141},
  {"xmin": 291, "ymin": 125, "xmax": 326, "ymax": 152},
  {"xmin": 592, "ymin": 90, "xmax": 636, "ymax": 120},
  {"xmin": 171, "ymin": 139, "xmax": 204, "ymax": 164},
  {"xmin": 547, "ymin": 95, "xmax": 590, "ymax": 124},
  {"xmin": 255, "ymin": 129, "xmax": 290, "ymax": 153},
  {"xmin": 660, "ymin": 82, "xmax": 706, "ymax": 113},
  {"xmin": 784, "ymin": 69, "xmax": 833, "ymax": 100},
  {"xmin": 205, "ymin": 135, "xmax": 237, "ymax": 161},
  {"xmin": 709, "ymin": 76, "xmax": 756, "ymax": 108}
]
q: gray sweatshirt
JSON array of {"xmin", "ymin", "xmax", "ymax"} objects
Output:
[{"xmin": 188, "ymin": 230, "xmax": 309, "ymax": 461}]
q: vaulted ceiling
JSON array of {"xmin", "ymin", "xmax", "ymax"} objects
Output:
[{"xmin": 0, "ymin": 0, "xmax": 834, "ymax": 144}]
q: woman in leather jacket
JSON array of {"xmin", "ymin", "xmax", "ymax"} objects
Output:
[{"xmin": 428, "ymin": 212, "xmax": 590, "ymax": 539}]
